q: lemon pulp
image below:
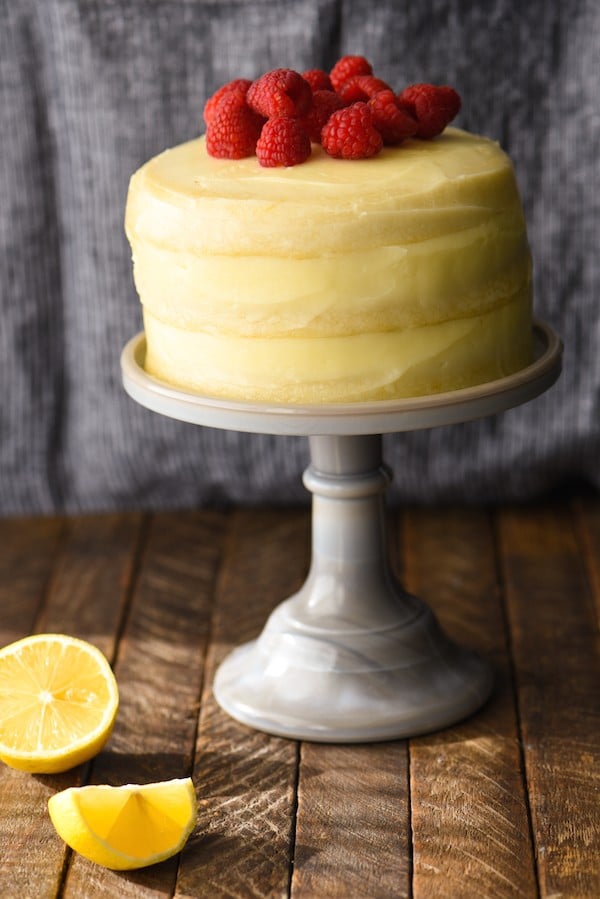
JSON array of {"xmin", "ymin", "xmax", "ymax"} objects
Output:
[
  {"xmin": 0, "ymin": 633, "xmax": 119, "ymax": 773},
  {"xmin": 48, "ymin": 778, "xmax": 197, "ymax": 870}
]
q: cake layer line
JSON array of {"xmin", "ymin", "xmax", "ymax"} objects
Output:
[
  {"xmin": 133, "ymin": 226, "xmax": 530, "ymax": 337},
  {"xmin": 142, "ymin": 298, "xmax": 532, "ymax": 404}
]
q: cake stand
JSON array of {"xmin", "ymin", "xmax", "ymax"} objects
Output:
[{"xmin": 121, "ymin": 320, "xmax": 562, "ymax": 742}]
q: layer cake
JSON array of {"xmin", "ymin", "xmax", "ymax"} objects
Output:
[{"xmin": 125, "ymin": 126, "xmax": 532, "ymax": 403}]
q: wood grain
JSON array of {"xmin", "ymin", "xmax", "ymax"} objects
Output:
[
  {"xmin": 62, "ymin": 509, "xmax": 227, "ymax": 898},
  {"xmin": 0, "ymin": 515, "xmax": 64, "ymax": 644},
  {"xmin": 574, "ymin": 494, "xmax": 600, "ymax": 626},
  {"xmin": 0, "ymin": 501, "xmax": 597, "ymax": 898},
  {"xmin": 498, "ymin": 502, "xmax": 600, "ymax": 898},
  {"xmin": 177, "ymin": 508, "xmax": 310, "ymax": 899},
  {"xmin": 288, "ymin": 508, "xmax": 410, "ymax": 899},
  {"xmin": 292, "ymin": 739, "xmax": 410, "ymax": 899},
  {"xmin": 35, "ymin": 512, "xmax": 144, "ymax": 659},
  {"xmin": 0, "ymin": 516, "xmax": 66, "ymax": 899},
  {"xmin": 0, "ymin": 513, "xmax": 143, "ymax": 899},
  {"xmin": 404, "ymin": 506, "xmax": 537, "ymax": 899}
]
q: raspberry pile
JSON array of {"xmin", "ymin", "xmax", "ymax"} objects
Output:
[{"xmin": 204, "ymin": 56, "xmax": 461, "ymax": 167}]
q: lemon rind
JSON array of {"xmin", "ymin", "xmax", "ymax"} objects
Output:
[
  {"xmin": 0, "ymin": 634, "xmax": 119, "ymax": 773},
  {"xmin": 48, "ymin": 778, "xmax": 197, "ymax": 870}
]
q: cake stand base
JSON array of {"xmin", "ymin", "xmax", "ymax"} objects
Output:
[
  {"xmin": 213, "ymin": 434, "xmax": 492, "ymax": 742},
  {"xmin": 122, "ymin": 320, "xmax": 561, "ymax": 742}
]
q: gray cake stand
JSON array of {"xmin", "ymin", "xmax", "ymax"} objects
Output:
[{"xmin": 121, "ymin": 320, "xmax": 562, "ymax": 742}]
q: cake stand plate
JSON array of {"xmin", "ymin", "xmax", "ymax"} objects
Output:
[{"xmin": 121, "ymin": 320, "xmax": 562, "ymax": 742}]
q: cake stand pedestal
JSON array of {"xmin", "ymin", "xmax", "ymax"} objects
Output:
[{"xmin": 121, "ymin": 320, "xmax": 562, "ymax": 742}]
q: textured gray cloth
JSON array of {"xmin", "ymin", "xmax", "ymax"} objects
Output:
[{"xmin": 0, "ymin": 0, "xmax": 598, "ymax": 514}]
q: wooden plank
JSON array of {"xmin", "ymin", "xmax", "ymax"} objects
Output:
[
  {"xmin": 292, "ymin": 740, "xmax": 410, "ymax": 899},
  {"xmin": 62, "ymin": 509, "xmax": 227, "ymax": 898},
  {"xmin": 0, "ymin": 500, "xmax": 595, "ymax": 898},
  {"xmin": 35, "ymin": 512, "xmax": 145, "ymax": 659},
  {"xmin": 573, "ymin": 493, "xmax": 600, "ymax": 626},
  {"xmin": 498, "ymin": 503, "xmax": 600, "ymax": 898},
  {"xmin": 0, "ymin": 515, "xmax": 66, "ymax": 899},
  {"xmin": 177, "ymin": 508, "xmax": 310, "ymax": 899},
  {"xmin": 404, "ymin": 506, "xmax": 538, "ymax": 899},
  {"xmin": 0, "ymin": 515, "xmax": 65, "ymax": 643},
  {"xmin": 0, "ymin": 512, "xmax": 144, "ymax": 899},
  {"xmin": 289, "ymin": 510, "xmax": 410, "ymax": 899}
]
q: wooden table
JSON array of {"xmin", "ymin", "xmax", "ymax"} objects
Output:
[{"xmin": 0, "ymin": 497, "xmax": 598, "ymax": 898}]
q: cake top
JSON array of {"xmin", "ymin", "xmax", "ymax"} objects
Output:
[
  {"xmin": 138, "ymin": 128, "xmax": 512, "ymax": 202},
  {"xmin": 125, "ymin": 128, "xmax": 525, "ymax": 258}
]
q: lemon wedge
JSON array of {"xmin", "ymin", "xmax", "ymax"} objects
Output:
[
  {"xmin": 0, "ymin": 633, "xmax": 119, "ymax": 773},
  {"xmin": 48, "ymin": 778, "xmax": 197, "ymax": 870}
]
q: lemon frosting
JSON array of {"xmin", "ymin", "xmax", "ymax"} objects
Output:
[{"xmin": 125, "ymin": 128, "xmax": 533, "ymax": 402}]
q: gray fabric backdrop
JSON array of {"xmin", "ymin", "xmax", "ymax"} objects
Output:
[{"xmin": 0, "ymin": 0, "xmax": 598, "ymax": 514}]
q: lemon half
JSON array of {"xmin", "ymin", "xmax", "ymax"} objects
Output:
[
  {"xmin": 0, "ymin": 633, "xmax": 119, "ymax": 773},
  {"xmin": 48, "ymin": 778, "xmax": 197, "ymax": 870}
]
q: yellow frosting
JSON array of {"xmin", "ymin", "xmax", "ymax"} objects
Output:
[{"xmin": 125, "ymin": 128, "xmax": 533, "ymax": 402}]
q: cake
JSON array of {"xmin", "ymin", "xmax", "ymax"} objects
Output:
[{"xmin": 125, "ymin": 64, "xmax": 533, "ymax": 404}]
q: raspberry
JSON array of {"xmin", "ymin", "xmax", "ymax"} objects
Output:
[
  {"xmin": 337, "ymin": 75, "xmax": 391, "ymax": 103},
  {"xmin": 299, "ymin": 89, "xmax": 345, "ymax": 143},
  {"xmin": 256, "ymin": 116, "xmax": 312, "ymax": 167},
  {"xmin": 203, "ymin": 78, "xmax": 252, "ymax": 126},
  {"xmin": 321, "ymin": 102, "xmax": 383, "ymax": 160},
  {"xmin": 302, "ymin": 68, "xmax": 334, "ymax": 92},
  {"xmin": 368, "ymin": 90, "xmax": 418, "ymax": 145},
  {"xmin": 397, "ymin": 84, "xmax": 462, "ymax": 139},
  {"xmin": 329, "ymin": 55, "xmax": 373, "ymax": 91},
  {"xmin": 206, "ymin": 91, "xmax": 265, "ymax": 159},
  {"xmin": 247, "ymin": 68, "xmax": 313, "ymax": 118}
]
